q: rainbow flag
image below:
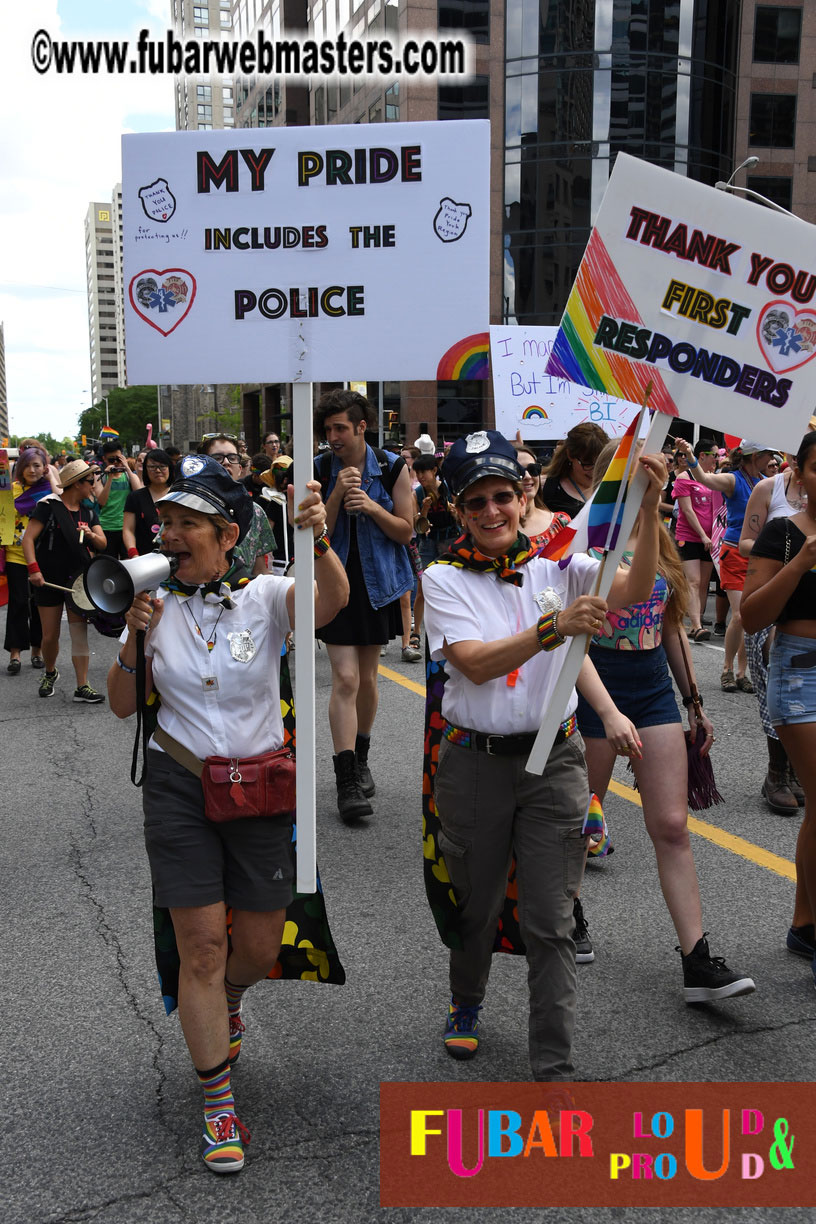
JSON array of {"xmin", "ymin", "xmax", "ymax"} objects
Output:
[
  {"xmin": 100, "ymin": 426, "xmax": 119, "ymax": 438},
  {"xmin": 539, "ymin": 411, "xmax": 642, "ymax": 566}
]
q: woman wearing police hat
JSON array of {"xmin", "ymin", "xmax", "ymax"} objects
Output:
[
  {"xmin": 421, "ymin": 430, "xmax": 667, "ymax": 1081},
  {"xmin": 108, "ymin": 456, "xmax": 348, "ymax": 1173}
]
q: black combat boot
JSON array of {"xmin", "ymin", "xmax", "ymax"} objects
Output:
[
  {"xmin": 355, "ymin": 733, "xmax": 375, "ymax": 798},
  {"xmin": 333, "ymin": 750, "xmax": 373, "ymax": 823}
]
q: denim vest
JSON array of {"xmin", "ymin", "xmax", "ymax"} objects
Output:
[{"xmin": 317, "ymin": 446, "xmax": 413, "ymax": 609}]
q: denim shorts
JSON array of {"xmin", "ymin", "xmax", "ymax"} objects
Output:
[
  {"xmin": 576, "ymin": 644, "xmax": 682, "ymax": 737},
  {"xmin": 767, "ymin": 632, "xmax": 816, "ymax": 727}
]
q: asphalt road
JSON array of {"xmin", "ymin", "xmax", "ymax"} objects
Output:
[{"xmin": 2, "ymin": 597, "xmax": 814, "ymax": 1224}]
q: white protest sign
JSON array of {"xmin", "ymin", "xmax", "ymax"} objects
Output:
[
  {"xmin": 490, "ymin": 325, "xmax": 648, "ymax": 439},
  {"xmin": 121, "ymin": 121, "xmax": 489, "ymax": 383},
  {"xmin": 546, "ymin": 152, "xmax": 816, "ymax": 452}
]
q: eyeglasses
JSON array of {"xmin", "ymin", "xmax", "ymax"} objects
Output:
[
  {"xmin": 264, "ymin": 437, "xmax": 280, "ymax": 447},
  {"xmin": 212, "ymin": 453, "xmax": 240, "ymax": 466},
  {"xmin": 146, "ymin": 462, "xmax": 168, "ymax": 470},
  {"xmin": 573, "ymin": 458, "xmax": 596, "ymax": 471},
  {"xmin": 523, "ymin": 462, "xmax": 542, "ymax": 477},
  {"xmin": 461, "ymin": 490, "xmax": 517, "ymax": 512}
]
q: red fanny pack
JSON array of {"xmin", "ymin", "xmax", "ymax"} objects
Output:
[{"xmin": 200, "ymin": 747, "xmax": 296, "ymax": 822}]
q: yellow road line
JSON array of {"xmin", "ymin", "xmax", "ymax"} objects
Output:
[
  {"xmin": 607, "ymin": 779, "xmax": 796, "ymax": 881},
  {"xmin": 378, "ymin": 667, "xmax": 797, "ymax": 881},
  {"xmin": 378, "ymin": 664, "xmax": 426, "ymax": 698}
]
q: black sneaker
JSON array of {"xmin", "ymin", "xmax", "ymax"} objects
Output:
[
  {"xmin": 679, "ymin": 936, "xmax": 755, "ymax": 1003},
  {"xmin": 787, "ymin": 924, "xmax": 816, "ymax": 960},
  {"xmin": 572, "ymin": 896, "xmax": 595, "ymax": 963},
  {"xmin": 713, "ymin": 621, "xmax": 726, "ymax": 637},
  {"xmin": 38, "ymin": 668, "xmax": 59, "ymax": 698},
  {"xmin": 73, "ymin": 684, "xmax": 105, "ymax": 704}
]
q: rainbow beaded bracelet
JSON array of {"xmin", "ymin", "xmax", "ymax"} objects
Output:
[{"xmin": 536, "ymin": 610, "xmax": 566, "ymax": 652}]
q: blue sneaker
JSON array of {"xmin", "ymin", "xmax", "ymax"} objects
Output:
[
  {"xmin": 787, "ymin": 925, "xmax": 815, "ymax": 960},
  {"xmin": 443, "ymin": 998, "xmax": 482, "ymax": 1060}
]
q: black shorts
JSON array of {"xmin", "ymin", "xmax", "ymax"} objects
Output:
[
  {"xmin": 143, "ymin": 749, "xmax": 294, "ymax": 911},
  {"xmin": 677, "ymin": 540, "xmax": 712, "ymax": 564}
]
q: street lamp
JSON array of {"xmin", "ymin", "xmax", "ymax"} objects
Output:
[{"xmin": 715, "ymin": 156, "xmax": 799, "ymax": 218}]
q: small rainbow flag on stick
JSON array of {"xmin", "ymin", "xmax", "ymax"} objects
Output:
[
  {"xmin": 100, "ymin": 426, "xmax": 119, "ymax": 438},
  {"xmin": 540, "ymin": 391, "xmax": 650, "ymax": 567}
]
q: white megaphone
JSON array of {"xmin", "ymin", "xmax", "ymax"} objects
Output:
[{"xmin": 83, "ymin": 552, "xmax": 179, "ymax": 614}]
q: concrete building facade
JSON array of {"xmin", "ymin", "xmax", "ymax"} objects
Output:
[
  {"xmin": 735, "ymin": 1, "xmax": 815, "ymax": 223},
  {"xmin": 84, "ymin": 201, "xmax": 121, "ymax": 403}
]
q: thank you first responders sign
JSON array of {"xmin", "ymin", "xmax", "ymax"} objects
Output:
[{"xmin": 122, "ymin": 121, "xmax": 489, "ymax": 384}]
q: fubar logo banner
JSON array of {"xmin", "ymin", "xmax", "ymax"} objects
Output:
[{"xmin": 380, "ymin": 1082, "xmax": 812, "ymax": 1208}]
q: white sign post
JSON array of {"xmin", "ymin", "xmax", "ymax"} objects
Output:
[{"xmin": 121, "ymin": 121, "xmax": 490, "ymax": 891}]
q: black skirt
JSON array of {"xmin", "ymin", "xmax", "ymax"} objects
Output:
[{"xmin": 316, "ymin": 521, "xmax": 403, "ymax": 646}]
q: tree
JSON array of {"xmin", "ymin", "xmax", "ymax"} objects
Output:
[
  {"xmin": 77, "ymin": 386, "xmax": 161, "ymax": 452},
  {"xmin": 8, "ymin": 432, "xmax": 77, "ymax": 458}
]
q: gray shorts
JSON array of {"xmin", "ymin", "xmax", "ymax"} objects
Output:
[{"xmin": 143, "ymin": 749, "xmax": 294, "ymax": 911}]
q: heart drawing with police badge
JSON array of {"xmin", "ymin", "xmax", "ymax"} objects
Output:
[
  {"xmin": 128, "ymin": 269, "xmax": 197, "ymax": 336},
  {"xmin": 756, "ymin": 300, "xmax": 816, "ymax": 375}
]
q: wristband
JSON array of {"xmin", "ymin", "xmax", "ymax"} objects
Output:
[
  {"xmin": 27, "ymin": 562, "xmax": 41, "ymax": 575},
  {"xmin": 537, "ymin": 610, "xmax": 566, "ymax": 652},
  {"xmin": 126, "ymin": 547, "xmax": 139, "ymax": 559},
  {"xmin": 115, "ymin": 653, "xmax": 137, "ymax": 674},
  {"xmin": 313, "ymin": 529, "xmax": 331, "ymax": 559},
  {"xmin": 682, "ymin": 691, "xmax": 702, "ymax": 708},
  {"xmin": 687, "ymin": 457, "xmax": 699, "ymax": 468}
]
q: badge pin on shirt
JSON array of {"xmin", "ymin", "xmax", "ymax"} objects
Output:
[
  {"xmin": 533, "ymin": 587, "xmax": 563, "ymax": 617},
  {"xmin": 228, "ymin": 629, "xmax": 256, "ymax": 662}
]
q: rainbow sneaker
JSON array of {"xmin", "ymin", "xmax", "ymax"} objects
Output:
[
  {"xmin": 443, "ymin": 998, "xmax": 482, "ymax": 1060},
  {"xmin": 229, "ymin": 1008, "xmax": 246, "ymax": 1065},
  {"xmin": 202, "ymin": 1112, "xmax": 250, "ymax": 1173}
]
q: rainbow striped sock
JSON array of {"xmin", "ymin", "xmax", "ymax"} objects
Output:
[
  {"xmin": 225, "ymin": 978, "xmax": 250, "ymax": 1063},
  {"xmin": 197, "ymin": 1057, "xmax": 235, "ymax": 1119}
]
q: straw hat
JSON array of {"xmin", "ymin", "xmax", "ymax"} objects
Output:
[{"xmin": 59, "ymin": 460, "xmax": 94, "ymax": 489}]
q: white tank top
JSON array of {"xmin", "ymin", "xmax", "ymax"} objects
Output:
[{"xmin": 767, "ymin": 471, "xmax": 803, "ymax": 523}]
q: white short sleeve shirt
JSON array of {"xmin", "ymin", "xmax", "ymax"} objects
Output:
[
  {"xmin": 133, "ymin": 574, "xmax": 294, "ymax": 760},
  {"xmin": 422, "ymin": 554, "xmax": 600, "ymax": 734}
]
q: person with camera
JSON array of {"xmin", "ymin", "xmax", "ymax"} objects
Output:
[
  {"xmin": 22, "ymin": 459, "xmax": 107, "ymax": 701},
  {"xmin": 107, "ymin": 455, "xmax": 348, "ymax": 1173},
  {"xmin": 96, "ymin": 440, "xmax": 142, "ymax": 559}
]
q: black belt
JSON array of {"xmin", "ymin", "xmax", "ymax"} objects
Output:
[{"xmin": 442, "ymin": 714, "xmax": 577, "ymax": 756}]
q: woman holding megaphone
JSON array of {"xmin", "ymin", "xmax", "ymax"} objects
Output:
[
  {"xmin": 107, "ymin": 455, "xmax": 347, "ymax": 1174},
  {"xmin": 22, "ymin": 459, "xmax": 107, "ymax": 702}
]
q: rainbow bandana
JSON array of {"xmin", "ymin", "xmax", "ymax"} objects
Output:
[{"xmin": 432, "ymin": 533, "xmax": 546, "ymax": 587}]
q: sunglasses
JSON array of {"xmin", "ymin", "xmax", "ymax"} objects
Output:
[
  {"xmin": 461, "ymin": 490, "xmax": 517, "ymax": 512},
  {"xmin": 202, "ymin": 432, "xmax": 238, "ymax": 442},
  {"xmin": 523, "ymin": 462, "xmax": 542, "ymax": 477}
]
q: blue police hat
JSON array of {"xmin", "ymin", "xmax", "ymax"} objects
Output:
[
  {"xmin": 442, "ymin": 430, "xmax": 525, "ymax": 497},
  {"xmin": 157, "ymin": 455, "xmax": 254, "ymax": 544}
]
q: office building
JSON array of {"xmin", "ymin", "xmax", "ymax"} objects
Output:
[
  {"xmin": 84, "ymin": 201, "xmax": 121, "ymax": 403},
  {"xmin": 735, "ymin": 2, "xmax": 815, "ymax": 223}
]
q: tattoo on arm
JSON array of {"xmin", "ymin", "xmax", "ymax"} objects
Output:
[{"xmin": 748, "ymin": 514, "xmax": 760, "ymax": 532}]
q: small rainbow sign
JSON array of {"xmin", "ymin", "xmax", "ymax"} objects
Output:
[
  {"xmin": 521, "ymin": 405, "xmax": 548, "ymax": 420},
  {"xmin": 437, "ymin": 333, "xmax": 489, "ymax": 381}
]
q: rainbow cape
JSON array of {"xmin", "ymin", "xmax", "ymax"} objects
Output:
[{"xmin": 539, "ymin": 411, "xmax": 641, "ymax": 567}]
